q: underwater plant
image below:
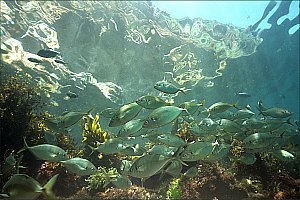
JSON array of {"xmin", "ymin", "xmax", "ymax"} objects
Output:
[
  {"xmin": 96, "ymin": 185, "xmax": 163, "ymax": 199},
  {"xmin": 0, "ymin": 69, "xmax": 47, "ymax": 186},
  {"xmin": 85, "ymin": 166, "xmax": 118, "ymax": 194},
  {"xmin": 166, "ymin": 178, "xmax": 182, "ymax": 199},
  {"xmin": 230, "ymin": 139, "xmax": 245, "ymax": 158},
  {"xmin": 0, "ymin": 70, "xmax": 45, "ymax": 147},
  {"xmin": 80, "ymin": 113, "xmax": 123, "ymax": 169},
  {"xmin": 81, "ymin": 113, "xmax": 109, "ymax": 157}
]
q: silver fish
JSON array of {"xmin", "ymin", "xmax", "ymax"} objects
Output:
[
  {"xmin": 179, "ymin": 100, "xmax": 204, "ymax": 116},
  {"xmin": 156, "ymin": 134, "xmax": 186, "ymax": 147},
  {"xmin": 216, "ymin": 119, "xmax": 242, "ymax": 133},
  {"xmin": 182, "ymin": 115, "xmax": 195, "ymax": 123},
  {"xmin": 2, "ymin": 174, "xmax": 58, "ymax": 200},
  {"xmin": 99, "ymin": 108, "xmax": 117, "ymax": 118},
  {"xmin": 199, "ymin": 118, "xmax": 218, "ymax": 131},
  {"xmin": 136, "ymin": 95, "xmax": 169, "ymax": 109},
  {"xmin": 180, "ymin": 141, "xmax": 215, "ymax": 161},
  {"xmin": 183, "ymin": 166, "xmax": 198, "ymax": 178},
  {"xmin": 142, "ymin": 130, "xmax": 166, "ymax": 143},
  {"xmin": 60, "ymin": 158, "xmax": 97, "ymax": 176},
  {"xmin": 148, "ymin": 145, "xmax": 177, "ymax": 157},
  {"xmin": 154, "ymin": 80, "xmax": 190, "ymax": 94},
  {"xmin": 204, "ymin": 102, "xmax": 238, "ymax": 116},
  {"xmin": 111, "ymin": 174, "xmax": 132, "ymax": 189},
  {"xmin": 118, "ymin": 119, "xmax": 144, "ymax": 137},
  {"xmin": 44, "ymin": 118, "xmax": 66, "ymax": 133},
  {"xmin": 238, "ymin": 153, "xmax": 257, "ymax": 165},
  {"xmin": 127, "ymin": 154, "xmax": 176, "ymax": 178},
  {"xmin": 242, "ymin": 118, "xmax": 266, "ymax": 129},
  {"xmin": 90, "ymin": 138, "xmax": 126, "ymax": 155},
  {"xmin": 164, "ymin": 160, "xmax": 182, "ymax": 177},
  {"xmin": 188, "ymin": 122, "xmax": 209, "ymax": 136},
  {"xmin": 234, "ymin": 109, "xmax": 255, "ymax": 119},
  {"xmin": 120, "ymin": 144, "xmax": 147, "ymax": 156},
  {"xmin": 271, "ymin": 150, "xmax": 295, "ymax": 162},
  {"xmin": 260, "ymin": 107, "xmax": 292, "ymax": 118},
  {"xmin": 214, "ymin": 110, "xmax": 236, "ymax": 120},
  {"xmin": 236, "ymin": 92, "xmax": 251, "ymax": 98},
  {"xmin": 109, "ymin": 102, "xmax": 142, "ymax": 127},
  {"xmin": 19, "ymin": 138, "xmax": 68, "ymax": 162},
  {"xmin": 143, "ymin": 106, "xmax": 183, "ymax": 128},
  {"xmin": 1, "ymin": 151, "xmax": 16, "ymax": 176},
  {"xmin": 58, "ymin": 108, "xmax": 93, "ymax": 128},
  {"xmin": 204, "ymin": 143, "xmax": 231, "ymax": 161},
  {"xmin": 43, "ymin": 131, "xmax": 58, "ymax": 145},
  {"xmin": 243, "ymin": 133, "xmax": 278, "ymax": 149}
]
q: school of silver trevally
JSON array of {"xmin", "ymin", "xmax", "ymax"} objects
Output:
[{"xmin": 2, "ymin": 79, "xmax": 300, "ymax": 198}]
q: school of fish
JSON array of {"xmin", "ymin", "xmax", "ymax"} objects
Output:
[{"xmin": 1, "ymin": 77, "xmax": 299, "ymax": 199}]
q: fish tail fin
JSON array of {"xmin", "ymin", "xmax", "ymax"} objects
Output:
[
  {"xmin": 87, "ymin": 145, "xmax": 96, "ymax": 156},
  {"xmin": 197, "ymin": 103, "xmax": 207, "ymax": 116},
  {"xmin": 180, "ymin": 108, "xmax": 191, "ymax": 115},
  {"xmin": 286, "ymin": 117, "xmax": 294, "ymax": 126},
  {"xmin": 179, "ymin": 159, "xmax": 188, "ymax": 167},
  {"xmin": 207, "ymin": 112, "xmax": 211, "ymax": 118},
  {"xmin": 180, "ymin": 88, "xmax": 191, "ymax": 95},
  {"xmin": 232, "ymin": 102, "xmax": 239, "ymax": 110},
  {"xmin": 17, "ymin": 137, "xmax": 29, "ymax": 154},
  {"xmin": 42, "ymin": 174, "xmax": 59, "ymax": 199},
  {"xmin": 174, "ymin": 144, "xmax": 189, "ymax": 167},
  {"xmin": 159, "ymin": 169, "xmax": 166, "ymax": 181},
  {"xmin": 257, "ymin": 106, "xmax": 265, "ymax": 117},
  {"xmin": 257, "ymin": 98, "xmax": 266, "ymax": 114},
  {"xmin": 199, "ymin": 99, "xmax": 206, "ymax": 106},
  {"xmin": 103, "ymin": 178, "xmax": 111, "ymax": 188}
]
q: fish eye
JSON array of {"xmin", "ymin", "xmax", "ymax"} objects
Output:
[{"xmin": 150, "ymin": 117, "xmax": 157, "ymax": 121}]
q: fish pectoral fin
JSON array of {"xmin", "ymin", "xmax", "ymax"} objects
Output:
[
  {"xmin": 77, "ymin": 165, "xmax": 87, "ymax": 171},
  {"xmin": 50, "ymin": 154, "xmax": 58, "ymax": 158}
]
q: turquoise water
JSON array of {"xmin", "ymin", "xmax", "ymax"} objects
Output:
[{"xmin": 1, "ymin": 1, "xmax": 299, "ymax": 199}]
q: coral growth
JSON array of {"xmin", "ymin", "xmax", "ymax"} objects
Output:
[
  {"xmin": 97, "ymin": 185, "xmax": 163, "ymax": 199},
  {"xmin": 166, "ymin": 178, "xmax": 182, "ymax": 199},
  {"xmin": 179, "ymin": 162, "xmax": 248, "ymax": 199},
  {"xmin": 85, "ymin": 166, "xmax": 118, "ymax": 194}
]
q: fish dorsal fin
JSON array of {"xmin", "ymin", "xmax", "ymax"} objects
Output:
[{"xmin": 61, "ymin": 110, "xmax": 69, "ymax": 116}]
